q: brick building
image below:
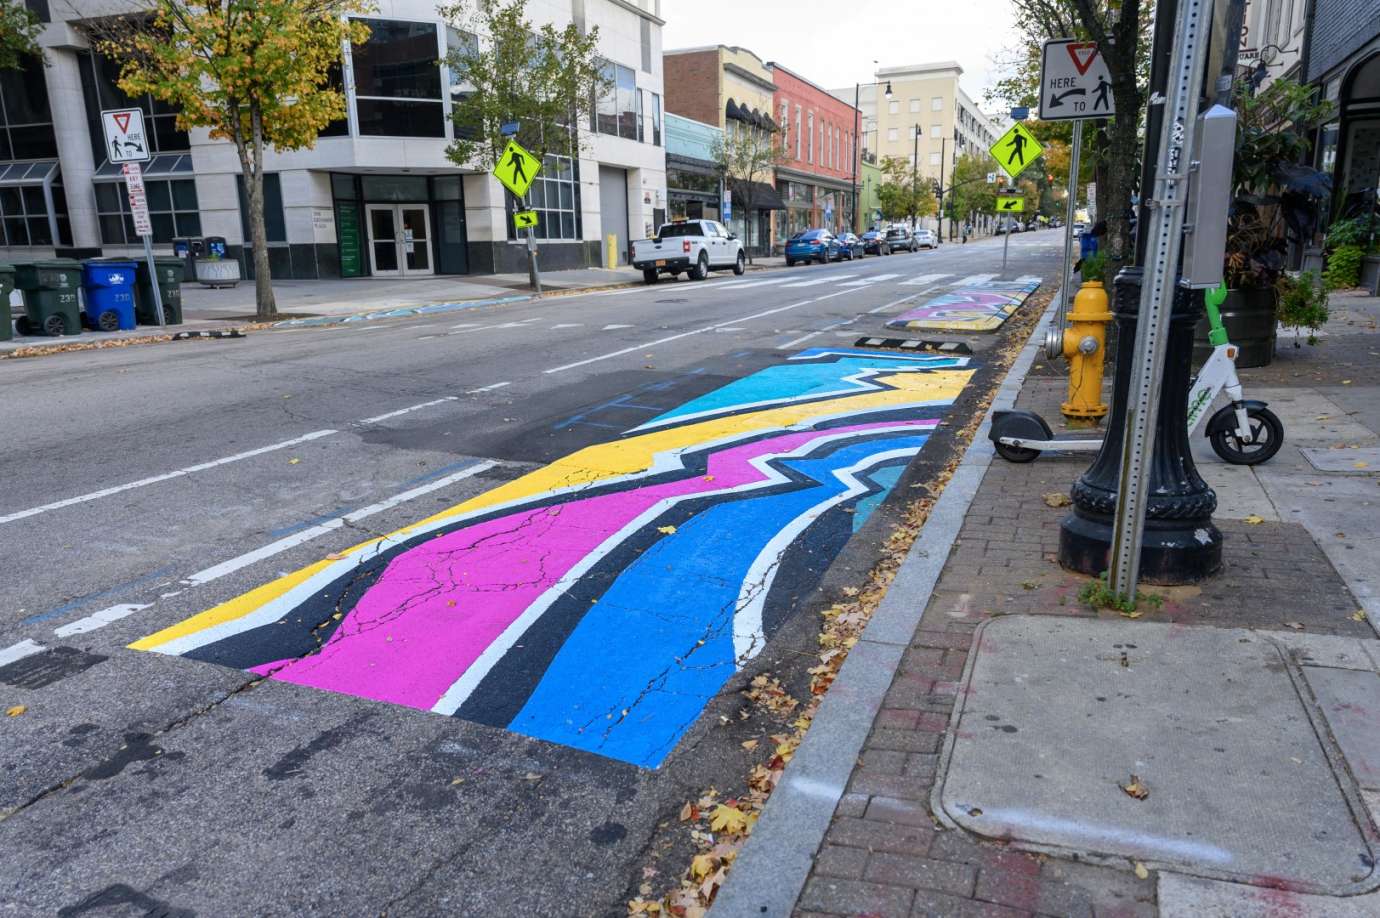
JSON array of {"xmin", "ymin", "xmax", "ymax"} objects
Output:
[{"xmin": 769, "ymin": 63, "xmax": 861, "ymax": 240}]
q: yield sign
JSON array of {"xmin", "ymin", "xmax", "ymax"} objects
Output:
[
  {"xmin": 113, "ymin": 112, "xmax": 132, "ymax": 133},
  {"xmin": 1067, "ymin": 42, "xmax": 1099, "ymax": 75}
]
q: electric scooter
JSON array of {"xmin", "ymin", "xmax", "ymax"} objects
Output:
[{"xmin": 990, "ymin": 283, "xmax": 1284, "ymax": 466}]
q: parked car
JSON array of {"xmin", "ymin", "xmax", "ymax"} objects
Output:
[
  {"xmin": 861, "ymin": 230, "xmax": 890, "ymax": 255},
  {"xmin": 836, "ymin": 232, "xmax": 865, "ymax": 260},
  {"xmin": 884, "ymin": 225, "xmax": 918, "ymax": 253},
  {"xmin": 785, "ymin": 229, "xmax": 841, "ymax": 266},
  {"xmin": 631, "ymin": 219, "xmax": 746, "ymax": 283},
  {"xmin": 913, "ymin": 228, "xmax": 938, "ymax": 249},
  {"xmin": 1073, "ymin": 221, "xmax": 1088, "ymax": 236}
]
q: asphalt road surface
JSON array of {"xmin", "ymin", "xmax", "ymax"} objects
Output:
[{"xmin": 0, "ymin": 232, "xmax": 1061, "ymax": 916}]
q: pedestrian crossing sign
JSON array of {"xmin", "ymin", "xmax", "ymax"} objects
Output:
[
  {"xmin": 996, "ymin": 195, "xmax": 1025, "ymax": 213},
  {"xmin": 493, "ymin": 139, "xmax": 541, "ymax": 198},
  {"xmin": 990, "ymin": 122, "xmax": 1043, "ymax": 180},
  {"xmin": 514, "ymin": 209, "xmax": 539, "ymax": 230}
]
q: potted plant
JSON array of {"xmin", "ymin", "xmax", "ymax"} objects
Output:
[
  {"xmin": 1199, "ymin": 79, "xmax": 1334, "ymax": 368},
  {"xmin": 1275, "ymin": 270, "xmax": 1330, "ymax": 346},
  {"xmin": 1322, "ymin": 214, "xmax": 1379, "ymax": 292}
]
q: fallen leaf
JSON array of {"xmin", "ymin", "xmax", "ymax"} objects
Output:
[
  {"xmin": 450, "ymin": 776, "xmax": 465, "ymax": 785},
  {"xmin": 741, "ymin": 739, "xmax": 759, "ymax": 751},
  {"xmin": 1284, "ymin": 621, "xmax": 1305, "ymax": 631},
  {"xmin": 1120, "ymin": 774, "xmax": 1149, "ymax": 800},
  {"xmin": 5, "ymin": 705, "xmax": 26, "ymax": 717},
  {"xmin": 1042, "ymin": 492, "xmax": 1072, "ymax": 508},
  {"xmin": 1355, "ymin": 461, "xmax": 1369, "ymax": 469},
  {"xmin": 1352, "ymin": 610, "xmax": 1368, "ymax": 623},
  {"xmin": 326, "ymin": 551, "xmax": 347, "ymax": 561},
  {"xmin": 288, "ymin": 457, "xmax": 301, "ymax": 465},
  {"xmin": 703, "ymin": 475, "xmax": 715, "ymax": 482},
  {"xmin": 690, "ymin": 853, "xmax": 716, "ymax": 879},
  {"xmin": 657, "ymin": 525, "xmax": 677, "ymax": 535},
  {"xmin": 709, "ymin": 803, "xmax": 748, "ymax": 834},
  {"xmin": 1243, "ymin": 514, "xmax": 1264, "ymax": 524},
  {"xmin": 1342, "ymin": 379, "xmax": 1353, "ymax": 385},
  {"xmin": 1134, "ymin": 862, "xmax": 1150, "ymax": 880}
]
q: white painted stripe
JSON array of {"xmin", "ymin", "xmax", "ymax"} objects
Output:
[
  {"xmin": 54, "ymin": 604, "xmax": 151, "ymax": 638},
  {"xmin": 776, "ymin": 318, "xmax": 856, "ymax": 351},
  {"xmin": 182, "ymin": 461, "xmax": 499, "ymax": 587},
  {"xmin": 551, "ymin": 323, "xmax": 583, "ymax": 329},
  {"xmin": 1015, "ymin": 274, "xmax": 1041, "ymax": 284},
  {"xmin": 781, "ymin": 275, "xmax": 855, "ymax": 288},
  {"xmin": 601, "ymin": 324, "xmax": 634, "ymax": 330},
  {"xmin": 901, "ymin": 273, "xmax": 953, "ymax": 287},
  {"xmin": 417, "ymin": 335, "xmax": 437, "ymax": 340},
  {"xmin": 718, "ymin": 278, "xmax": 791, "ymax": 289},
  {"xmin": 543, "ymin": 291, "xmax": 854, "ymax": 375},
  {"xmin": 954, "ymin": 273, "xmax": 998, "ymax": 286},
  {"xmin": 466, "ymin": 382, "xmax": 511, "ymax": 394},
  {"xmin": 449, "ymin": 322, "xmax": 481, "ymax": 329},
  {"xmin": 0, "ymin": 639, "xmax": 45, "ymax": 667},
  {"xmin": 359, "ymin": 397, "xmax": 459, "ymax": 425},
  {"xmin": 0, "ymin": 430, "xmax": 338, "ymax": 527}
]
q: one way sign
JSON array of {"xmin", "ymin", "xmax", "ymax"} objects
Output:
[{"xmin": 1039, "ymin": 39, "xmax": 1115, "ymax": 121}]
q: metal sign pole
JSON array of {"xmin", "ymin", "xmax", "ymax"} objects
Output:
[
  {"xmin": 1108, "ymin": 0, "xmax": 1214, "ymax": 598},
  {"xmin": 143, "ymin": 233, "xmax": 166, "ymax": 327},
  {"xmin": 1049, "ymin": 120, "xmax": 1083, "ymax": 358},
  {"xmin": 1002, "ymin": 213, "xmax": 1011, "ymax": 272}
]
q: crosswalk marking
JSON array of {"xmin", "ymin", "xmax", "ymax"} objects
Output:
[
  {"xmin": 840, "ymin": 273, "xmax": 901, "ymax": 287},
  {"xmin": 723, "ymin": 278, "xmax": 791, "ymax": 289},
  {"xmin": 954, "ymin": 273, "xmax": 998, "ymax": 286},
  {"xmin": 0, "ymin": 639, "xmax": 45, "ymax": 667},
  {"xmin": 781, "ymin": 274, "xmax": 855, "ymax": 288},
  {"xmin": 901, "ymin": 273, "xmax": 954, "ymax": 287}
]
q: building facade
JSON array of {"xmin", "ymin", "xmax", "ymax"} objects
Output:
[
  {"xmin": 0, "ymin": 0, "xmax": 667, "ymax": 277},
  {"xmin": 663, "ymin": 45, "xmax": 784, "ymax": 255},
  {"xmin": 769, "ymin": 63, "xmax": 860, "ymax": 239},
  {"xmin": 665, "ymin": 112, "xmax": 723, "ymax": 223},
  {"xmin": 1306, "ymin": 0, "xmax": 1380, "ymax": 222},
  {"xmin": 830, "ymin": 62, "xmax": 1000, "ymax": 232}
]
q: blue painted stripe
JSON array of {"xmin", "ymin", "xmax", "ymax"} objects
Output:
[
  {"xmin": 507, "ymin": 433, "xmax": 926, "ymax": 767},
  {"xmin": 851, "ymin": 464, "xmax": 905, "ymax": 531},
  {"xmin": 22, "ymin": 564, "xmax": 178, "ymax": 625}
]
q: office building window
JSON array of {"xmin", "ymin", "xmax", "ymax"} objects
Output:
[
  {"xmin": 909, "ymin": 99, "xmax": 920, "ymax": 113},
  {"xmin": 593, "ymin": 61, "xmax": 639, "ymax": 140},
  {"xmin": 807, "ymin": 112, "xmax": 814, "ymax": 163},
  {"xmin": 888, "ymin": 100, "xmax": 899, "ymax": 115},
  {"xmin": 887, "ymin": 127, "xmax": 898, "ymax": 142},
  {"xmin": 520, "ymin": 153, "xmax": 580, "ymax": 240},
  {"xmin": 0, "ymin": 55, "xmax": 57, "ymax": 161},
  {"xmin": 640, "ymin": 18, "xmax": 652, "ymax": 72},
  {"xmin": 446, "ymin": 26, "xmax": 480, "ymax": 140},
  {"xmin": 237, "ymin": 173, "xmax": 288, "ymax": 243},
  {"xmin": 95, "ymin": 178, "xmax": 200, "ymax": 245},
  {"xmin": 931, "ymin": 124, "xmax": 941, "ymax": 138},
  {"xmin": 351, "ymin": 19, "xmax": 444, "ymax": 138},
  {"xmin": 651, "ymin": 92, "xmax": 661, "ymax": 145},
  {"xmin": 0, "ymin": 167, "xmax": 69, "ymax": 246},
  {"xmin": 795, "ymin": 106, "xmax": 802, "ymax": 159},
  {"xmin": 834, "ymin": 128, "xmax": 840, "ymax": 168},
  {"xmin": 931, "ymin": 96, "xmax": 943, "ymax": 111},
  {"xmin": 929, "ymin": 151, "xmax": 941, "ymax": 165}
]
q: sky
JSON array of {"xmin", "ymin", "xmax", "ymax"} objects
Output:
[{"xmin": 659, "ymin": 0, "xmax": 1022, "ymax": 110}]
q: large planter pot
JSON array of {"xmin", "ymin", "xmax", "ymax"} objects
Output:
[
  {"xmin": 1362, "ymin": 254, "xmax": 1380, "ymax": 295},
  {"xmin": 194, "ymin": 258, "xmax": 241, "ymax": 288},
  {"xmin": 1191, "ymin": 286, "xmax": 1276, "ymax": 369},
  {"xmin": 1301, "ymin": 245, "xmax": 1324, "ymax": 277}
]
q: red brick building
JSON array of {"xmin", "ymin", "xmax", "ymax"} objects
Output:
[{"xmin": 769, "ymin": 63, "xmax": 862, "ymax": 239}]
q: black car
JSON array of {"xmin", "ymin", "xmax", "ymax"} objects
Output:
[
  {"xmin": 884, "ymin": 225, "xmax": 918, "ymax": 253},
  {"xmin": 861, "ymin": 230, "xmax": 890, "ymax": 255},
  {"xmin": 836, "ymin": 232, "xmax": 865, "ymax": 260}
]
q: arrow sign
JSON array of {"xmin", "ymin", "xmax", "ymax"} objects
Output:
[
  {"xmin": 996, "ymin": 195, "xmax": 1025, "ymax": 213},
  {"xmin": 513, "ymin": 209, "xmax": 539, "ymax": 230},
  {"xmin": 1047, "ymin": 87, "xmax": 1087, "ymax": 109},
  {"xmin": 492, "ymin": 138, "xmax": 541, "ymax": 198}
]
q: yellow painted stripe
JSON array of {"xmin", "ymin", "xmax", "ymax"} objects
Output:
[{"xmin": 132, "ymin": 369, "xmax": 971, "ymax": 651}]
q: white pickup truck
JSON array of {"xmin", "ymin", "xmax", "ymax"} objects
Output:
[{"xmin": 631, "ymin": 219, "xmax": 746, "ymax": 284}]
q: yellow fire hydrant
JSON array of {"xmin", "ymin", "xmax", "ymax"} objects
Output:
[{"xmin": 1060, "ymin": 280, "xmax": 1113, "ymax": 428}]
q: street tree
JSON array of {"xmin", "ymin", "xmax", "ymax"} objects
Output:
[
  {"xmin": 89, "ymin": 1, "xmax": 370, "ymax": 319},
  {"xmin": 988, "ymin": 0, "xmax": 1152, "ymax": 267},
  {"xmin": 711, "ymin": 122, "xmax": 786, "ymax": 264},
  {"xmin": 876, "ymin": 156, "xmax": 936, "ymax": 225},
  {"xmin": 1, "ymin": 0, "xmax": 42, "ymax": 70},
  {"xmin": 442, "ymin": 0, "xmax": 606, "ymax": 257},
  {"xmin": 948, "ymin": 152, "xmax": 998, "ymax": 229}
]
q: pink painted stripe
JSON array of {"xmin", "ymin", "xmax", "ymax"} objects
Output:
[{"xmin": 251, "ymin": 420, "xmax": 935, "ymax": 709}]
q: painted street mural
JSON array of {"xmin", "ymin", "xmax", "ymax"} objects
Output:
[
  {"xmin": 887, "ymin": 279, "xmax": 1041, "ymax": 333},
  {"xmin": 133, "ymin": 348, "xmax": 975, "ymax": 767}
]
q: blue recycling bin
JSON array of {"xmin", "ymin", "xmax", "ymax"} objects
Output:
[
  {"xmin": 81, "ymin": 260, "xmax": 138, "ymax": 332},
  {"xmin": 1078, "ymin": 231, "xmax": 1098, "ymax": 259}
]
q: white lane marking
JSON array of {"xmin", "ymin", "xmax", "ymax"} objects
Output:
[
  {"xmin": 466, "ymin": 382, "xmax": 511, "ymax": 394},
  {"xmin": 54, "ymin": 604, "xmax": 151, "ymax": 638},
  {"xmin": 0, "ymin": 430, "xmax": 338, "ymax": 527},
  {"xmin": 781, "ymin": 274, "xmax": 855, "ymax": 288},
  {"xmin": 543, "ymin": 290, "xmax": 854, "ymax": 375},
  {"xmin": 955, "ymin": 273, "xmax": 997, "ymax": 286},
  {"xmin": 1015, "ymin": 274, "xmax": 1042, "ymax": 284},
  {"xmin": 0, "ymin": 639, "xmax": 45, "ymax": 667},
  {"xmin": 901, "ymin": 273, "xmax": 954, "ymax": 286},
  {"xmin": 715, "ymin": 327, "xmax": 746, "ymax": 333},
  {"xmin": 182, "ymin": 461, "xmax": 498, "ymax": 587},
  {"xmin": 720, "ymin": 278, "xmax": 791, "ymax": 289},
  {"xmin": 359, "ymin": 397, "xmax": 460, "ymax": 425},
  {"xmin": 840, "ymin": 273, "xmax": 901, "ymax": 287},
  {"xmin": 417, "ymin": 335, "xmax": 437, "ymax": 340},
  {"xmin": 601, "ymin": 324, "xmax": 634, "ymax": 330},
  {"xmin": 551, "ymin": 323, "xmax": 583, "ymax": 329},
  {"xmin": 777, "ymin": 318, "xmax": 857, "ymax": 350},
  {"xmin": 449, "ymin": 322, "xmax": 481, "ymax": 330}
]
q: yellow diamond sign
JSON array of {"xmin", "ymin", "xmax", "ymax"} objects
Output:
[
  {"xmin": 493, "ymin": 139, "xmax": 541, "ymax": 198},
  {"xmin": 996, "ymin": 195, "xmax": 1025, "ymax": 213},
  {"xmin": 514, "ymin": 209, "xmax": 539, "ymax": 230},
  {"xmin": 990, "ymin": 122, "xmax": 1043, "ymax": 180}
]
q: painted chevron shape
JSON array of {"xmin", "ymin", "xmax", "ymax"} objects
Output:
[
  {"xmin": 886, "ymin": 279, "xmax": 1041, "ymax": 332},
  {"xmin": 133, "ymin": 348, "xmax": 975, "ymax": 767}
]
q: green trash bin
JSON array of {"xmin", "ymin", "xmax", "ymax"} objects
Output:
[
  {"xmin": 135, "ymin": 257, "xmax": 185, "ymax": 326},
  {"xmin": 14, "ymin": 259, "xmax": 82, "ymax": 337},
  {"xmin": 0, "ymin": 263, "xmax": 14, "ymax": 342}
]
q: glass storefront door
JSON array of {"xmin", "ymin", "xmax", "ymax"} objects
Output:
[{"xmin": 366, "ymin": 203, "xmax": 433, "ymax": 276}]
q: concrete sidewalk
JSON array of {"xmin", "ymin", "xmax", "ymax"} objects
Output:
[{"xmin": 714, "ymin": 289, "xmax": 1380, "ymax": 916}]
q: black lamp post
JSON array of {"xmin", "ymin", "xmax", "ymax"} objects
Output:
[{"xmin": 851, "ymin": 66, "xmax": 892, "ymax": 234}]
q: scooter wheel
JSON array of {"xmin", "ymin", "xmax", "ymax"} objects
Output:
[
  {"xmin": 1209, "ymin": 405, "xmax": 1283, "ymax": 465},
  {"xmin": 994, "ymin": 441, "xmax": 1041, "ymax": 463}
]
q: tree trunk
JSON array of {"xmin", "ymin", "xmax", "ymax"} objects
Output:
[{"xmin": 246, "ymin": 103, "xmax": 276, "ymax": 320}]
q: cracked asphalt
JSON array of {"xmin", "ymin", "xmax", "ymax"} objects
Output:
[{"xmin": 0, "ymin": 234, "xmax": 1060, "ymax": 916}]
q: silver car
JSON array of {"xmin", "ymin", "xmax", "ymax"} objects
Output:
[{"xmin": 913, "ymin": 229, "xmax": 938, "ymax": 249}]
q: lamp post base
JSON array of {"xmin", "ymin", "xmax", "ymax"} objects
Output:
[{"xmin": 1059, "ymin": 510, "xmax": 1222, "ymax": 584}]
